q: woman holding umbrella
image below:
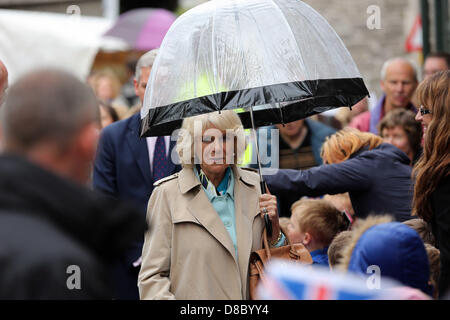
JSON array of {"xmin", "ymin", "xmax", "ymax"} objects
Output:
[
  {"xmin": 137, "ymin": 0, "xmax": 371, "ymax": 299},
  {"xmin": 138, "ymin": 110, "xmax": 285, "ymax": 300}
]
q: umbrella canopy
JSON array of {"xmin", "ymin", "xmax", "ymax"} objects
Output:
[
  {"xmin": 140, "ymin": 0, "xmax": 369, "ymax": 137},
  {"xmin": 103, "ymin": 8, "xmax": 176, "ymax": 51}
]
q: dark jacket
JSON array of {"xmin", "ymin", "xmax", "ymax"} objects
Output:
[
  {"xmin": 430, "ymin": 175, "xmax": 450, "ymax": 298},
  {"xmin": 306, "ymin": 119, "xmax": 337, "ymax": 164},
  {"xmin": 94, "ymin": 113, "xmax": 180, "ymax": 215},
  {"xmin": 264, "ymin": 143, "xmax": 414, "ymax": 221},
  {"xmin": 251, "ymin": 119, "xmax": 335, "ymax": 217},
  {"xmin": 0, "ymin": 154, "xmax": 146, "ymax": 299}
]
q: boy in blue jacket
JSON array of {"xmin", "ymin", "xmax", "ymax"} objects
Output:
[{"xmin": 286, "ymin": 199, "xmax": 349, "ymax": 267}]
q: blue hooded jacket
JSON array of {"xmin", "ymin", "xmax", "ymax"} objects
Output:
[{"xmin": 348, "ymin": 222, "xmax": 431, "ymax": 295}]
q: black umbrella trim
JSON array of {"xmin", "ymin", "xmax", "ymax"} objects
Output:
[{"xmin": 140, "ymin": 77, "xmax": 369, "ymax": 137}]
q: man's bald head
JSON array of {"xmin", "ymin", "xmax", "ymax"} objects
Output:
[
  {"xmin": 380, "ymin": 58, "xmax": 418, "ymax": 111},
  {"xmin": 0, "ymin": 60, "xmax": 8, "ymax": 102},
  {"xmin": 381, "ymin": 58, "xmax": 418, "ymax": 81},
  {"xmin": 1, "ymin": 69, "xmax": 99, "ymax": 154}
]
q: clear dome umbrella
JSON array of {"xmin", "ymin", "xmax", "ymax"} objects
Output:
[
  {"xmin": 141, "ymin": 0, "xmax": 368, "ymax": 138},
  {"xmin": 140, "ymin": 0, "xmax": 369, "ymax": 230}
]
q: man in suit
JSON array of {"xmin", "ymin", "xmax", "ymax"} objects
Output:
[{"xmin": 93, "ymin": 49, "xmax": 180, "ymax": 299}]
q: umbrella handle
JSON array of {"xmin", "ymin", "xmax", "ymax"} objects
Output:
[
  {"xmin": 260, "ymin": 180, "xmax": 273, "ymax": 238},
  {"xmin": 250, "ymin": 105, "xmax": 272, "ymax": 238},
  {"xmin": 264, "ymin": 212, "xmax": 273, "ymax": 239},
  {"xmin": 260, "ymin": 180, "xmax": 267, "ymax": 194}
]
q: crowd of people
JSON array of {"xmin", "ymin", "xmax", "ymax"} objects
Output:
[{"xmin": 0, "ymin": 49, "xmax": 448, "ymax": 300}]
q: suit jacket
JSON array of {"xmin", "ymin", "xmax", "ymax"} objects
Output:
[
  {"xmin": 138, "ymin": 166, "xmax": 265, "ymax": 300},
  {"xmin": 93, "ymin": 113, "xmax": 180, "ymax": 299},
  {"xmin": 93, "ymin": 113, "xmax": 179, "ymax": 216}
]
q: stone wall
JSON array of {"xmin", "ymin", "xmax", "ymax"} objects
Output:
[
  {"xmin": 1, "ymin": 0, "xmax": 433, "ymax": 102},
  {"xmin": 302, "ymin": 0, "xmax": 420, "ymax": 102}
]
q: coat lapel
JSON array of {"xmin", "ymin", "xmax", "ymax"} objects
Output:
[
  {"xmin": 126, "ymin": 114, "xmax": 152, "ymax": 187},
  {"xmin": 232, "ymin": 167, "xmax": 260, "ymax": 296}
]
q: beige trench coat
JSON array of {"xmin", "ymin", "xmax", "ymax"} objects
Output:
[{"xmin": 138, "ymin": 166, "xmax": 264, "ymax": 300}]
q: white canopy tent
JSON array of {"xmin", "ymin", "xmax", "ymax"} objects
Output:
[{"xmin": 0, "ymin": 9, "xmax": 128, "ymax": 84}]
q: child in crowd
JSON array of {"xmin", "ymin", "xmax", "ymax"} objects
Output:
[
  {"xmin": 327, "ymin": 230, "xmax": 353, "ymax": 269},
  {"xmin": 286, "ymin": 199, "xmax": 349, "ymax": 266},
  {"xmin": 403, "ymin": 218, "xmax": 440, "ymax": 298},
  {"xmin": 403, "ymin": 218, "xmax": 436, "ymax": 246},
  {"xmin": 403, "ymin": 219, "xmax": 440, "ymax": 298},
  {"xmin": 425, "ymin": 244, "xmax": 440, "ymax": 299},
  {"xmin": 339, "ymin": 216, "xmax": 432, "ymax": 296}
]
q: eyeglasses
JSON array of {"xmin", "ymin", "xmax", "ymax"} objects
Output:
[{"xmin": 419, "ymin": 105, "xmax": 432, "ymax": 116}]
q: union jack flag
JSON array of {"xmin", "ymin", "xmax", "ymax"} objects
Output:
[{"xmin": 256, "ymin": 259, "xmax": 419, "ymax": 300}]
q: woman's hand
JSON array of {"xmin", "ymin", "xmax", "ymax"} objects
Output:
[{"xmin": 258, "ymin": 190, "xmax": 281, "ymax": 246}]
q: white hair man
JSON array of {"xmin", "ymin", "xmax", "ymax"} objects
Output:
[
  {"xmin": 93, "ymin": 49, "xmax": 180, "ymax": 299},
  {"xmin": 350, "ymin": 57, "xmax": 418, "ymax": 133},
  {"xmin": 134, "ymin": 49, "xmax": 158, "ymax": 104},
  {"xmin": 124, "ymin": 49, "xmax": 160, "ymax": 117}
]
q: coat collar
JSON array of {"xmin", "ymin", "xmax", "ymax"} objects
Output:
[{"xmin": 178, "ymin": 165, "xmax": 259, "ymax": 194}]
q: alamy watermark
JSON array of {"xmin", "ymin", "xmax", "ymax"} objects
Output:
[
  {"xmin": 66, "ymin": 265, "xmax": 81, "ymax": 290},
  {"xmin": 367, "ymin": 5, "xmax": 382, "ymax": 30},
  {"xmin": 167, "ymin": 122, "xmax": 279, "ymax": 173},
  {"xmin": 66, "ymin": 5, "xmax": 81, "ymax": 28},
  {"xmin": 366, "ymin": 265, "xmax": 381, "ymax": 290}
]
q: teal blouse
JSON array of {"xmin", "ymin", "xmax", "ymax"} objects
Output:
[{"xmin": 195, "ymin": 166, "xmax": 285, "ymax": 259}]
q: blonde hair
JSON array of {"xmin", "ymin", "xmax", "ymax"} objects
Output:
[
  {"xmin": 321, "ymin": 128, "xmax": 383, "ymax": 164},
  {"xmin": 291, "ymin": 199, "xmax": 347, "ymax": 247},
  {"xmin": 328, "ymin": 230, "xmax": 353, "ymax": 268},
  {"xmin": 176, "ymin": 110, "xmax": 247, "ymax": 168}
]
